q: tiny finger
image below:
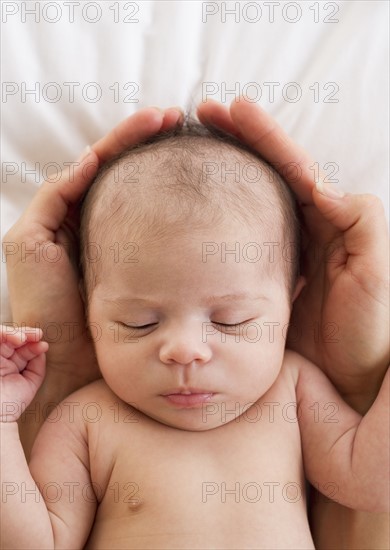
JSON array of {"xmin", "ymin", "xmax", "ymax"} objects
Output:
[
  {"xmin": 10, "ymin": 341, "xmax": 49, "ymax": 371},
  {"xmin": 0, "ymin": 329, "xmax": 27, "ymax": 346},
  {"xmin": 19, "ymin": 327, "xmax": 44, "ymax": 342},
  {"xmin": 0, "ymin": 342, "xmax": 16, "ymax": 358},
  {"xmin": 0, "ymin": 356, "xmax": 19, "ymax": 376}
]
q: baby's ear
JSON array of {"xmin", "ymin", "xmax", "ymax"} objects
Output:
[{"xmin": 292, "ymin": 275, "xmax": 306, "ymax": 303}]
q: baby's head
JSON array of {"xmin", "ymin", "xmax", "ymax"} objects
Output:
[{"xmin": 79, "ymin": 118, "xmax": 304, "ymax": 431}]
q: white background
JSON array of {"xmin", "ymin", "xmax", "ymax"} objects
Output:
[{"xmin": 1, "ymin": 0, "xmax": 389, "ymax": 321}]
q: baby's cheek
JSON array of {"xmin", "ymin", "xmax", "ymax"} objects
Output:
[
  {"xmin": 239, "ymin": 331, "xmax": 284, "ymax": 394},
  {"xmin": 240, "ymin": 322, "xmax": 263, "ymax": 344},
  {"xmin": 240, "ymin": 319, "xmax": 286, "ymax": 355}
]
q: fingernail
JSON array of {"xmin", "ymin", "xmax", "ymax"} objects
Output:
[
  {"xmin": 169, "ymin": 106, "xmax": 184, "ymax": 115},
  {"xmin": 316, "ymin": 179, "xmax": 345, "ymax": 199},
  {"xmin": 150, "ymin": 106, "xmax": 164, "ymax": 114},
  {"xmin": 18, "ymin": 332, "xmax": 27, "ymax": 342},
  {"xmin": 20, "ymin": 326, "xmax": 43, "ymax": 340},
  {"xmin": 76, "ymin": 145, "xmax": 92, "ymax": 163},
  {"xmin": 167, "ymin": 106, "xmax": 184, "ymax": 124}
]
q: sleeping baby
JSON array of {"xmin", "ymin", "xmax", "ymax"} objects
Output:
[{"xmin": 1, "ymin": 119, "xmax": 389, "ymax": 549}]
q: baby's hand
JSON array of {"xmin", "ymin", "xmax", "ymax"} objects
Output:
[{"xmin": 0, "ymin": 326, "xmax": 48, "ymax": 422}]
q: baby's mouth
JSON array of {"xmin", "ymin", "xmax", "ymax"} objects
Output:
[{"xmin": 161, "ymin": 389, "xmax": 215, "ymax": 408}]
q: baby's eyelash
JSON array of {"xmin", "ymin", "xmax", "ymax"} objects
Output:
[
  {"xmin": 213, "ymin": 321, "xmax": 248, "ymax": 327},
  {"xmin": 121, "ymin": 323, "xmax": 157, "ymax": 330},
  {"xmin": 119, "ymin": 321, "xmax": 252, "ymax": 330}
]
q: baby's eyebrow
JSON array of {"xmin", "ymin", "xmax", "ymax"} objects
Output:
[
  {"xmin": 101, "ymin": 293, "xmax": 268, "ymax": 308},
  {"xmin": 101, "ymin": 297, "xmax": 156, "ymax": 307},
  {"xmin": 202, "ymin": 293, "xmax": 269, "ymax": 305}
]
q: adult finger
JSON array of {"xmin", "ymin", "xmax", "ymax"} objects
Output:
[
  {"xmin": 198, "ymin": 96, "xmax": 316, "ymax": 204},
  {"xmin": 313, "ymin": 189, "xmax": 389, "ymax": 316},
  {"xmin": 91, "ymin": 107, "xmax": 182, "ymax": 163},
  {"xmin": 15, "ymin": 108, "xmax": 170, "ymax": 237},
  {"xmin": 160, "ymin": 107, "xmax": 184, "ymax": 132},
  {"xmin": 18, "ymin": 149, "xmax": 99, "ymax": 238},
  {"xmin": 197, "ymin": 99, "xmax": 238, "ymax": 136},
  {"xmin": 312, "ymin": 188, "xmax": 389, "ymax": 258}
]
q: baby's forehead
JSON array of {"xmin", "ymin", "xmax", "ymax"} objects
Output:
[
  {"xmin": 97, "ymin": 135, "xmax": 281, "ymax": 214},
  {"xmin": 115, "ymin": 135, "xmax": 274, "ymax": 182},
  {"xmin": 80, "ymin": 130, "xmax": 299, "ymax": 299},
  {"xmin": 85, "ymin": 136, "xmax": 288, "ymax": 256}
]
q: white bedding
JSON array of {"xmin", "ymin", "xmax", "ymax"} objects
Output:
[{"xmin": 1, "ymin": 0, "xmax": 389, "ymax": 321}]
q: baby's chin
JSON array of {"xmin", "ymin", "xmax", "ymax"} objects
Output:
[{"xmin": 132, "ymin": 401, "xmax": 258, "ymax": 432}]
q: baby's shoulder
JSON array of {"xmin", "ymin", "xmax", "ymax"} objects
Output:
[
  {"xmin": 279, "ymin": 349, "xmax": 321, "ymax": 388},
  {"xmin": 53, "ymin": 378, "xmax": 118, "ymax": 423},
  {"xmin": 32, "ymin": 379, "xmax": 116, "ymax": 454},
  {"xmin": 63, "ymin": 377, "xmax": 114, "ymax": 403},
  {"xmin": 58, "ymin": 377, "xmax": 113, "ymax": 404}
]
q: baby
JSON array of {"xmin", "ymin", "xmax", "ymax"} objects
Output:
[{"xmin": 1, "ymin": 119, "xmax": 389, "ymax": 549}]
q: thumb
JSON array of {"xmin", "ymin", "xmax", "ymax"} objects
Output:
[{"xmin": 312, "ymin": 182, "xmax": 388, "ymax": 258}]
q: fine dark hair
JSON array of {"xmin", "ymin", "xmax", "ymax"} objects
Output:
[{"xmin": 80, "ymin": 115, "xmax": 301, "ymax": 301}]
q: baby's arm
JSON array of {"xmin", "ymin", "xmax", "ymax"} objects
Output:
[
  {"xmin": 0, "ymin": 327, "xmax": 96, "ymax": 549},
  {"xmin": 291, "ymin": 351, "xmax": 389, "ymax": 513}
]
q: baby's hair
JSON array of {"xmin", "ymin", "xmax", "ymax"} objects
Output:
[{"xmin": 79, "ymin": 114, "xmax": 301, "ymax": 303}]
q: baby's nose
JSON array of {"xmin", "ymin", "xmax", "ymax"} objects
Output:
[{"xmin": 159, "ymin": 324, "xmax": 212, "ymax": 366}]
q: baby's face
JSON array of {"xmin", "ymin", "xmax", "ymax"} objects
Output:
[{"xmin": 88, "ymin": 220, "xmax": 293, "ymax": 431}]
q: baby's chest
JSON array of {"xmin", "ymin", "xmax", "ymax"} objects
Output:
[
  {"xmin": 91, "ymin": 398, "xmax": 304, "ymax": 510},
  {"xmin": 84, "ymin": 400, "xmax": 310, "ymax": 549}
]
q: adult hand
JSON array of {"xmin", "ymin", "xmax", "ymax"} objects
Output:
[
  {"xmin": 3, "ymin": 107, "xmax": 183, "ymax": 439},
  {"xmin": 197, "ymin": 97, "xmax": 389, "ymax": 413}
]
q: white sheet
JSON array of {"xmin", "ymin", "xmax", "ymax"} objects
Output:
[{"xmin": 1, "ymin": 0, "xmax": 389, "ymax": 321}]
